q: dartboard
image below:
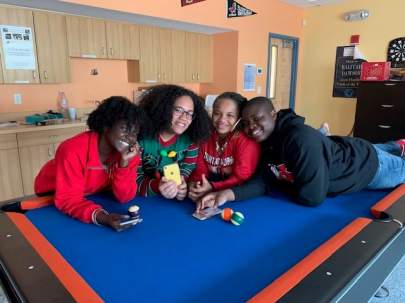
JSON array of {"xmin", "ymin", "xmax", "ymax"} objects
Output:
[{"xmin": 387, "ymin": 37, "xmax": 405, "ymax": 68}]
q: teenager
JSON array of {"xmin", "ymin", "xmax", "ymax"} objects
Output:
[
  {"xmin": 197, "ymin": 97, "xmax": 405, "ymax": 211},
  {"xmin": 137, "ymin": 84, "xmax": 211, "ymax": 199},
  {"xmin": 188, "ymin": 92, "xmax": 260, "ymax": 201},
  {"xmin": 35, "ymin": 96, "xmax": 145, "ymax": 230}
]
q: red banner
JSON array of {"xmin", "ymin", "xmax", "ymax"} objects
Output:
[{"xmin": 181, "ymin": 0, "xmax": 206, "ymax": 7}]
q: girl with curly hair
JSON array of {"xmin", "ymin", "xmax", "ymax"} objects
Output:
[
  {"xmin": 188, "ymin": 92, "xmax": 260, "ymax": 202},
  {"xmin": 137, "ymin": 84, "xmax": 211, "ymax": 200},
  {"xmin": 34, "ymin": 96, "xmax": 145, "ymax": 231}
]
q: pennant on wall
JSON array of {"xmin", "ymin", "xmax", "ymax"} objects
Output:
[
  {"xmin": 227, "ymin": 0, "xmax": 257, "ymax": 18},
  {"xmin": 181, "ymin": 0, "xmax": 206, "ymax": 6}
]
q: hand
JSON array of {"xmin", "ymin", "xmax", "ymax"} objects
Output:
[
  {"xmin": 95, "ymin": 212, "xmax": 136, "ymax": 232},
  {"xmin": 120, "ymin": 142, "xmax": 141, "ymax": 168},
  {"xmin": 196, "ymin": 189, "xmax": 235, "ymax": 213},
  {"xmin": 176, "ymin": 176, "xmax": 188, "ymax": 201},
  {"xmin": 188, "ymin": 174, "xmax": 212, "ymax": 201},
  {"xmin": 159, "ymin": 177, "xmax": 178, "ymax": 199}
]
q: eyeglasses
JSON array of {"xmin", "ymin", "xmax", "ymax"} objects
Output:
[{"xmin": 173, "ymin": 106, "xmax": 194, "ymax": 120}]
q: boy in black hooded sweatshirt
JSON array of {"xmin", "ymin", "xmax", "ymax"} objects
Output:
[{"xmin": 196, "ymin": 97, "xmax": 405, "ymax": 211}]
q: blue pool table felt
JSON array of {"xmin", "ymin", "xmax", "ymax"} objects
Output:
[{"xmin": 26, "ymin": 190, "xmax": 388, "ymax": 303}]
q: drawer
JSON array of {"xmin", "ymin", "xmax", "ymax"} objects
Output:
[
  {"xmin": 17, "ymin": 127, "xmax": 83, "ymax": 147},
  {"xmin": 354, "ymin": 122, "xmax": 404, "ymax": 143},
  {"xmin": 0, "ymin": 133, "xmax": 18, "ymax": 150},
  {"xmin": 357, "ymin": 82, "xmax": 405, "ymax": 107}
]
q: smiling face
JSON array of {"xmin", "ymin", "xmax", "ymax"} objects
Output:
[
  {"xmin": 212, "ymin": 98, "xmax": 239, "ymax": 136},
  {"xmin": 170, "ymin": 95, "xmax": 194, "ymax": 135},
  {"xmin": 242, "ymin": 104, "xmax": 277, "ymax": 142},
  {"xmin": 107, "ymin": 120, "xmax": 139, "ymax": 152}
]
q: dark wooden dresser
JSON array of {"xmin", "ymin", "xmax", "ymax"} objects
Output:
[{"xmin": 353, "ymin": 81, "xmax": 405, "ymax": 143}]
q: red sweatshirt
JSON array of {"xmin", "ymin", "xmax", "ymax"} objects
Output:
[
  {"xmin": 190, "ymin": 131, "xmax": 260, "ymax": 190},
  {"xmin": 34, "ymin": 131, "xmax": 140, "ymax": 223}
]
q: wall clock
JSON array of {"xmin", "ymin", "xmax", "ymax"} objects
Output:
[{"xmin": 387, "ymin": 37, "xmax": 405, "ymax": 68}]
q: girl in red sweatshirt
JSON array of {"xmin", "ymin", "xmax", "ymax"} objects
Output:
[
  {"xmin": 188, "ymin": 92, "xmax": 260, "ymax": 201},
  {"xmin": 34, "ymin": 96, "xmax": 145, "ymax": 231}
]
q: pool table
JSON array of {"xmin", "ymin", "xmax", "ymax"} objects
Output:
[{"xmin": 1, "ymin": 184, "xmax": 404, "ymax": 303}]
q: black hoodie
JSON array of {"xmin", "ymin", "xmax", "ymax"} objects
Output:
[{"xmin": 233, "ymin": 109, "xmax": 378, "ymax": 206}]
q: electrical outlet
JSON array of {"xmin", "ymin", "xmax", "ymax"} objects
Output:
[{"xmin": 14, "ymin": 93, "xmax": 22, "ymax": 105}]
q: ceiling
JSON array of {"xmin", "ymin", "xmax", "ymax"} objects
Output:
[
  {"xmin": 0, "ymin": 0, "xmax": 232, "ymax": 34},
  {"xmin": 281, "ymin": 0, "xmax": 346, "ymax": 7}
]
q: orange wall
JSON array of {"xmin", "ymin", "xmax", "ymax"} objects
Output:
[
  {"xmin": 0, "ymin": 0, "xmax": 304, "ymax": 115},
  {"xmin": 201, "ymin": 31, "xmax": 239, "ymax": 94}
]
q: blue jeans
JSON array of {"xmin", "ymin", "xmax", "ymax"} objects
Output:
[{"xmin": 367, "ymin": 142, "xmax": 405, "ymax": 189}]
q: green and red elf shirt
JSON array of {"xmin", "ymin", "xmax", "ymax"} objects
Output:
[{"xmin": 137, "ymin": 134, "xmax": 198, "ymax": 196}]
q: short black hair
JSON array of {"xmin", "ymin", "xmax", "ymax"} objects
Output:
[
  {"xmin": 87, "ymin": 96, "xmax": 146, "ymax": 134},
  {"xmin": 138, "ymin": 84, "xmax": 211, "ymax": 143},
  {"xmin": 245, "ymin": 96, "xmax": 275, "ymax": 112},
  {"xmin": 213, "ymin": 92, "xmax": 247, "ymax": 112}
]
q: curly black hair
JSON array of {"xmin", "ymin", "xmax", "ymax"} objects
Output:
[
  {"xmin": 138, "ymin": 84, "xmax": 211, "ymax": 143},
  {"xmin": 87, "ymin": 96, "xmax": 146, "ymax": 134}
]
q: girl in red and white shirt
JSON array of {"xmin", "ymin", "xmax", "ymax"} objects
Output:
[{"xmin": 188, "ymin": 92, "xmax": 260, "ymax": 201}]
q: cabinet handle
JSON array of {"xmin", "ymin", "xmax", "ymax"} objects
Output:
[
  {"xmin": 384, "ymin": 83, "xmax": 397, "ymax": 86},
  {"xmin": 381, "ymin": 104, "xmax": 394, "ymax": 108},
  {"xmin": 44, "ymin": 71, "xmax": 48, "ymax": 80},
  {"xmin": 197, "ymin": 73, "xmax": 200, "ymax": 80},
  {"xmin": 378, "ymin": 125, "xmax": 392, "ymax": 129},
  {"xmin": 32, "ymin": 71, "xmax": 36, "ymax": 79},
  {"xmin": 157, "ymin": 73, "xmax": 161, "ymax": 80},
  {"xmin": 192, "ymin": 74, "xmax": 195, "ymax": 80},
  {"xmin": 48, "ymin": 147, "xmax": 53, "ymax": 157},
  {"xmin": 101, "ymin": 47, "xmax": 106, "ymax": 55},
  {"xmin": 110, "ymin": 47, "xmax": 114, "ymax": 56}
]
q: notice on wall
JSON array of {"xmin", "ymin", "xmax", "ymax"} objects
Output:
[
  {"xmin": 0, "ymin": 25, "xmax": 36, "ymax": 70},
  {"xmin": 332, "ymin": 46, "xmax": 366, "ymax": 98},
  {"xmin": 243, "ymin": 63, "xmax": 256, "ymax": 91}
]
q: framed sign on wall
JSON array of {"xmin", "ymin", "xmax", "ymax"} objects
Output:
[{"xmin": 332, "ymin": 46, "xmax": 365, "ymax": 98}]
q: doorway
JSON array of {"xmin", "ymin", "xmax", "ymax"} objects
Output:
[{"xmin": 266, "ymin": 33, "xmax": 299, "ymax": 110}]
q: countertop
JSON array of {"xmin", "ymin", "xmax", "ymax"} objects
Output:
[{"xmin": 0, "ymin": 120, "xmax": 87, "ymax": 135}]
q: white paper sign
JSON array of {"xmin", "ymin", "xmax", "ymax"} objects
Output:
[
  {"xmin": 243, "ymin": 63, "xmax": 256, "ymax": 91},
  {"xmin": 1, "ymin": 25, "xmax": 36, "ymax": 70}
]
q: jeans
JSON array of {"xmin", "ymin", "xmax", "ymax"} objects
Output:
[{"xmin": 367, "ymin": 142, "xmax": 405, "ymax": 189}]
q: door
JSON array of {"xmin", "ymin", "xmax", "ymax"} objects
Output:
[{"xmin": 267, "ymin": 34, "xmax": 298, "ymax": 110}]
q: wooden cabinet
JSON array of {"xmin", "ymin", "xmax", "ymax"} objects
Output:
[
  {"xmin": 185, "ymin": 32, "xmax": 213, "ymax": 83},
  {"xmin": 138, "ymin": 26, "xmax": 161, "ymax": 82},
  {"xmin": 105, "ymin": 21, "xmax": 139, "ymax": 60},
  {"xmin": 198, "ymin": 34, "xmax": 213, "ymax": 82},
  {"xmin": 354, "ymin": 81, "xmax": 405, "ymax": 143},
  {"xmin": 159, "ymin": 28, "xmax": 172, "ymax": 82},
  {"xmin": 0, "ymin": 134, "xmax": 23, "ymax": 202},
  {"xmin": 66, "ymin": 15, "xmax": 107, "ymax": 58},
  {"xmin": 33, "ymin": 11, "xmax": 70, "ymax": 83},
  {"xmin": 0, "ymin": 7, "xmax": 40, "ymax": 84},
  {"xmin": 17, "ymin": 127, "xmax": 83, "ymax": 196},
  {"xmin": 171, "ymin": 30, "xmax": 186, "ymax": 83}
]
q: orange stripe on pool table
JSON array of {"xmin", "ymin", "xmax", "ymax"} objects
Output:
[
  {"xmin": 7, "ymin": 212, "xmax": 104, "ymax": 303},
  {"xmin": 371, "ymin": 184, "xmax": 405, "ymax": 218},
  {"xmin": 248, "ymin": 217, "xmax": 372, "ymax": 303},
  {"xmin": 20, "ymin": 196, "xmax": 54, "ymax": 210}
]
